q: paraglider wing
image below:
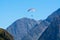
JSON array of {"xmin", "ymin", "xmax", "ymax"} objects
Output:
[
  {"xmin": 27, "ymin": 8, "xmax": 36, "ymax": 12},
  {"xmin": 27, "ymin": 8, "xmax": 31, "ymax": 12}
]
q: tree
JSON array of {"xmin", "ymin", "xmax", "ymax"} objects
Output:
[{"xmin": 0, "ymin": 28, "xmax": 14, "ymax": 40}]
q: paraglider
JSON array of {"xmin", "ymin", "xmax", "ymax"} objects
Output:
[
  {"xmin": 27, "ymin": 8, "xmax": 36, "ymax": 17},
  {"xmin": 27, "ymin": 8, "xmax": 36, "ymax": 12}
]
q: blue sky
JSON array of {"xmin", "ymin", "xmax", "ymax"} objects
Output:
[{"xmin": 0, "ymin": 0, "xmax": 60, "ymax": 29}]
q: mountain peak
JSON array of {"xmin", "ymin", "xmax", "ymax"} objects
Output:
[
  {"xmin": 15, "ymin": 17, "xmax": 37, "ymax": 24},
  {"xmin": 20, "ymin": 17, "xmax": 30, "ymax": 20},
  {"xmin": 17, "ymin": 17, "xmax": 35, "ymax": 21}
]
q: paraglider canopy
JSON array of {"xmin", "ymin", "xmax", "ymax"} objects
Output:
[
  {"xmin": 27, "ymin": 8, "xmax": 36, "ymax": 12},
  {"xmin": 27, "ymin": 8, "xmax": 36, "ymax": 17}
]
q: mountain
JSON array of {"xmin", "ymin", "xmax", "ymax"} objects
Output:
[
  {"xmin": 7, "ymin": 18, "xmax": 49, "ymax": 40},
  {"xmin": 38, "ymin": 8, "xmax": 60, "ymax": 40},
  {"xmin": 38, "ymin": 18, "xmax": 59, "ymax": 40},
  {"xmin": 7, "ymin": 8, "xmax": 60, "ymax": 40},
  {"xmin": 7, "ymin": 18, "xmax": 40, "ymax": 40},
  {"xmin": 0, "ymin": 28, "xmax": 14, "ymax": 40}
]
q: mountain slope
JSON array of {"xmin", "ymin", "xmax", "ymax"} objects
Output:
[
  {"xmin": 38, "ymin": 8, "xmax": 60, "ymax": 40},
  {"xmin": 46, "ymin": 8, "xmax": 60, "ymax": 22},
  {"xmin": 38, "ymin": 18, "xmax": 59, "ymax": 40}
]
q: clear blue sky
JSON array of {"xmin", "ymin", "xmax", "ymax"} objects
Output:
[{"xmin": 0, "ymin": 0, "xmax": 60, "ymax": 29}]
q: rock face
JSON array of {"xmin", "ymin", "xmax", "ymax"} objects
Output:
[
  {"xmin": 38, "ymin": 8, "xmax": 60, "ymax": 40},
  {"xmin": 6, "ymin": 18, "xmax": 49, "ymax": 40},
  {"xmin": 7, "ymin": 8, "xmax": 60, "ymax": 40},
  {"xmin": 7, "ymin": 18, "xmax": 39, "ymax": 40},
  {"xmin": 0, "ymin": 28, "xmax": 14, "ymax": 40},
  {"xmin": 38, "ymin": 19, "xmax": 59, "ymax": 40}
]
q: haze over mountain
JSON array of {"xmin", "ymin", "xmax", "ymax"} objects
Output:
[{"xmin": 7, "ymin": 8, "xmax": 60, "ymax": 40}]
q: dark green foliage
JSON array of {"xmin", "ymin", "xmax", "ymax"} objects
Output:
[{"xmin": 0, "ymin": 28, "xmax": 14, "ymax": 40}]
